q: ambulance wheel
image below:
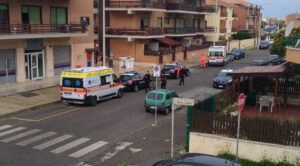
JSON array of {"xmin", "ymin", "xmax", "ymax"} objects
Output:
[
  {"xmin": 89, "ymin": 96, "xmax": 97, "ymax": 106},
  {"xmin": 117, "ymin": 89, "xmax": 123, "ymax": 98},
  {"xmin": 133, "ymin": 85, "xmax": 139, "ymax": 92}
]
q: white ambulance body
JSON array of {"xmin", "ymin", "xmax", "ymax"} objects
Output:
[{"xmin": 60, "ymin": 66, "xmax": 124, "ymax": 105}]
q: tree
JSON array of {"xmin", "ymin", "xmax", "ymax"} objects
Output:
[
  {"xmin": 270, "ymin": 29, "xmax": 286, "ymax": 57},
  {"xmin": 232, "ymin": 31, "xmax": 253, "ymax": 40}
]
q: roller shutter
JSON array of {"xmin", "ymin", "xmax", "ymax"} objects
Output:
[
  {"xmin": 0, "ymin": 49, "xmax": 16, "ymax": 84},
  {"xmin": 53, "ymin": 45, "xmax": 71, "ymax": 76}
]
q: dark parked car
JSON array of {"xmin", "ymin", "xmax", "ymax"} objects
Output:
[
  {"xmin": 119, "ymin": 71, "xmax": 147, "ymax": 92},
  {"xmin": 259, "ymin": 41, "xmax": 270, "ymax": 49},
  {"xmin": 228, "ymin": 48, "xmax": 245, "ymax": 60},
  {"xmin": 213, "ymin": 69, "xmax": 233, "ymax": 89},
  {"xmin": 161, "ymin": 63, "xmax": 190, "ymax": 79},
  {"xmin": 153, "ymin": 153, "xmax": 241, "ymax": 166}
]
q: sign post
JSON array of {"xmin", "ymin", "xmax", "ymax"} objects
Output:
[
  {"xmin": 236, "ymin": 93, "xmax": 245, "ymax": 161},
  {"xmin": 5, "ymin": 58, "xmax": 9, "ymax": 112},
  {"xmin": 171, "ymin": 98, "xmax": 194, "ymax": 158},
  {"xmin": 153, "ymin": 65, "xmax": 161, "ymax": 126}
]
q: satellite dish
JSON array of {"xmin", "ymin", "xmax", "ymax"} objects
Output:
[{"xmin": 285, "ymin": 21, "xmax": 295, "ymax": 37}]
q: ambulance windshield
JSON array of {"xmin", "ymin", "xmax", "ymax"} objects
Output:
[{"xmin": 62, "ymin": 78, "xmax": 83, "ymax": 88}]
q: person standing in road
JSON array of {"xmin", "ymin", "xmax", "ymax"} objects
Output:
[
  {"xmin": 179, "ymin": 68, "xmax": 185, "ymax": 86},
  {"xmin": 160, "ymin": 73, "xmax": 167, "ymax": 89},
  {"xmin": 200, "ymin": 54, "xmax": 206, "ymax": 68},
  {"xmin": 144, "ymin": 71, "xmax": 151, "ymax": 92}
]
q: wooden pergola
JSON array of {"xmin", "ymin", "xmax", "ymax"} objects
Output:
[{"xmin": 228, "ymin": 64, "xmax": 288, "ymax": 111}]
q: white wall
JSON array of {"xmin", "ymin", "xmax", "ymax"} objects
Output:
[{"xmin": 190, "ymin": 132, "xmax": 300, "ymax": 164}]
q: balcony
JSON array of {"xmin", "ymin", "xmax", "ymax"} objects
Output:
[
  {"xmin": 165, "ymin": 3, "xmax": 215, "ymax": 14},
  {"xmin": 106, "ymin": 27, "xmax": 165, "ymax": 38},
  {"xmin": 0, "ymin": 23, "xmax": 88, "ymax": 40},
  {"xmin": 286, "ymin": 37, "xmax": 300, "ymax": 64},
  {"xmin": 105, "ymin": 0, "xmax": 166, "ymax": 11}
]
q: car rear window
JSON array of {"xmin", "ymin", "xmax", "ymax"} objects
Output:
[
  {"xmin": 209, "ymin": 51, "xmax": 223, "ymax": 56},
  {"xmin": 62, "ymin": 78, "xmax": 83, "ymax": 88},
  {"xmin": 147, "ymin": 93, "xmax": 164, "ymax": 100},
  {"xmin": 120, "ymin": 75, "xmax": 132, "ymax": 81},
  {"xmin": 164, "ymin": 65, "xmax": 176, "ymax": 70}
]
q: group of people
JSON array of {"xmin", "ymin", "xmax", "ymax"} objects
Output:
[{"xmin": 143, "ymin": 69, "xmax": 186, "ymax": 92}]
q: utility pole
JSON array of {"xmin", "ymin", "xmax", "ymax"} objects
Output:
[
  {"xmin": 102, "ymin": 0, "xmax": 106, "ymax": 66},
  {"xmin": 214, "ymin": 0, "xmax": 218, "ymax": 46}
]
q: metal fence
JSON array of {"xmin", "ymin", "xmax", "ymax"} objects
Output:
[{"xmin": 191, "ymin": 111, "xmax": 300, "ymax": 147}]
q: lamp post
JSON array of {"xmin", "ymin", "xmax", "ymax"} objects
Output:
[
  {"xmin": 102, "ymin": 0, "xmax": 106, "ymax": 66},
  {"xmin": 214, "ymin": 0, "xmax": 218, "ymax": 46}
]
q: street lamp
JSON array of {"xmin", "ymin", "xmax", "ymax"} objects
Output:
[
  {"xmin": 102, "ymin": 0, "xmax": 106, "ymax": 66},
  {"xmin": 214, "ymin": 0, "xmax": 218, "ymax": 46}
]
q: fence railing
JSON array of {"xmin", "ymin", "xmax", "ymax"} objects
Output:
[
  {"xmin": 254, "ymin": 78, "xmax": 300, "ymax": 99},
  {"xmin": 106, "ymin": 0, "xmax": 165, "ymax": 8},
  {"xmin": 191, "ymin": 111, "xmax": 300, "ymax": 147},
  {"xmin": 187, "ymin": 43, "xmax": 211, "ymax": 51},
  {"xmin": 144, "ymin": 47, "xmax": 171, "ymax": 56},
  {"xmin": 0, "ymin": 24, "xmax": 86, "ymax": 35}
]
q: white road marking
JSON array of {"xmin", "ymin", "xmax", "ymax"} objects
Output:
[
  {"xmin": 69, "ymin": 141, "xmax": 108, "ymax": 158},
  {"xmin": 33, "ymin": 134, "xmax": 73, "ymax": 150},
  {"xmin": 0, "ymin": 127, "xmax": 26, "ymax": 137},
  {"xmin": 129, "ymin": 148, "xmax": 142, "ymax": 153},
  {"xmin": 0, "ymin": 129, "xmax": 41, "ymax": 143},
  {"xmin": 101, "ymin": 142, "xmax": 133, "ymax": 162},
  {"xmin": 16, "ymin": 131, "xmax": 57, "ymax": 146},
  {"xmin": 0, "ymin": 125, "xmax": 12, "ymax": 131},
  {"xmin": 51, "ymin": 138, "xmax": 90, "ymax": 154}
]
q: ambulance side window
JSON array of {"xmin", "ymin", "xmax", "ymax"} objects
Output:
[{"xmin": 100, "ymin": 75, "xmax": 112, "ymax": 85}]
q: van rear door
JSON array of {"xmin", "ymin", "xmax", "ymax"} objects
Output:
[{"xmin": 61, "ymin": 77, "xmax": 86, "ymax": 101}]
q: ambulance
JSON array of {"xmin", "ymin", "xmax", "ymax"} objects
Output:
[{"xmin": 60, "ymin": 66, "xmax": 124, "ymax": 106}]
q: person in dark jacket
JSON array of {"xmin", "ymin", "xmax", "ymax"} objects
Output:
[
  {"xmin": 179, "ymin": 68, "xmax": 185, "ymax": 86},
  {"xmin": 160, "ymin": 73, "xmax": 167, "ymax": 89},
  {"xmin": 144, "ymin": 71, "xmax": 151, "ymax": 92}
]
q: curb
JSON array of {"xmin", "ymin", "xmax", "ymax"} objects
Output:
[{"xmin": 0, "ymin": 100, "xmax": 61, "ymax": 119}]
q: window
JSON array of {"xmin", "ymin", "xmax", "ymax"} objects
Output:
[
  {"xmin": 157, "ymin": 17, "xmax": 162, "ymax": 28},
  {"xmin": 21, "ymin": 6, "xmax": 42, "ymax": 24},
  {"xmin": 147, "ymin": 93, "xmax": 164, "ymax": 100},
  {"xmin": 166, "ymin": 93, "xmax": 172, "ymax": 100},
  {"xmin": 100, "ymin": 75, "xmax": 111, "ymax": 85},
  {"xmin": 0, "ymin": 4, "xmax": 9, "ymax": 25},
  {"xmin": 141, "ymin": 17, "xmax": 149, "ymax": 29},
  {"xmin": 62, "ymin": 78, "xmax": 83, "ymax": 88},
  {"xmin": 112, "ymin": 74, "xmax": 119, "ymax": 83},
  {"xmin": 51, "ymin": 7, "xmax": 67, "ymax": 25}
]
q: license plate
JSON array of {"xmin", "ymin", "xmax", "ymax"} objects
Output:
[
  {"xmin": 218, "ymin": 85, "xmax": 224, "ymax": 88},
  {"xmin": 165, "ymin": 73, "xmax": 169, "ymax": 75},
  {"xmin": 64, "ymin": 92, "xmax": 72, "ymax": 95},
  {"xmin": 150, "ymin": 106, "xmax": 156, "ymax": 109}
]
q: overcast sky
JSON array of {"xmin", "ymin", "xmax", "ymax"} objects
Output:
[{"xmin": 248, "ymin": 0, "xmax": 300, "ymax": 19}]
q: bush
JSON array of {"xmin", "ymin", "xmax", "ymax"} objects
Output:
[
  {"xmin": 270, "ymin": 30, "xmax": 286, "ymax": 57},
  {"xmin": 232, "ymin": 31, "xmax": 254, "ymax": 40}
]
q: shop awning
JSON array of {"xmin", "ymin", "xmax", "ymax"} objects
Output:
[{"xmin": 157, "ymin": 38, "xmax": 181, "ymax": 46}]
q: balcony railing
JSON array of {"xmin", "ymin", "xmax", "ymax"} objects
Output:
[
  {"xmin": 144, "ymin": 47, "xmax": 171, "ymax": 56},
  {"xmin": 0, "ymin": 24, "xmax": 87, "ymax": 35},
  {"xmin": 166, "ymin": 3, "xmax": 215, "ymax": 13},
  {"xmin": 106, "ymin": 0, "xmax": 165, "ymax": 9},
  {"xmin": 106, "ymin": 27, "xmax": 215, "ymax": 36},
  {"xmin": 106, "ymin": 27, "xmax": 164, "ymax": 36}
]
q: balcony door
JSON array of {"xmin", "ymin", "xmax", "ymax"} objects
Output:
[
  {"xmin": 51, "ymin": 7, "xmax": 67, "ymax": 25},
  {"xmin": 0, "ymin": 4, "xmax": 9, "ymax": 32},
  {"xmin": 21, "ymin": 6, "xmax": 41, "ymax": 25}
]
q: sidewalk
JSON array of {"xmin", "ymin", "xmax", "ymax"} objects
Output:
[{"xmin": 0, "ymin": 61, "xmax": 200, "ymax": 117}]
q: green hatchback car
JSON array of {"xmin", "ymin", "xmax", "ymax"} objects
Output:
[{"xmin": 144, "ymin": 89, "xmax": 179, "ymax": 115}]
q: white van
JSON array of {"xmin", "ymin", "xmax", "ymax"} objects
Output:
[
  {"xmin": 60, "ymin": 66, "xmax": 124, "ymax": 106},
  {"xmin": 207, "ymin": 46, "xmax": 228, "ymax": 66}
]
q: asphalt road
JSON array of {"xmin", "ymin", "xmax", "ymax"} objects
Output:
[{"xmin": 0, "ymin": 49, "xmax": 269, "ymax": 166}]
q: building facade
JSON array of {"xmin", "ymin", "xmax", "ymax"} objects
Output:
[
  {"xmin": 0, "ymin": 0, "xmax": 94, "ymax": 84},
  {"xmin": 229, "ymin": 0, "xmax": 261, "ymax": 36},
  {"xmin": 205, "ymin": 0, "xmax": 237, "ymax": 42},
  {"xmin": 104, "ymin": 0, "xmax": 216, "ymax": 64}
]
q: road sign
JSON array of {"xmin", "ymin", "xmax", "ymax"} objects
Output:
[
  {"xmin": 238, "ymin": 93, "xmax": 245, "ymax": 111},
  {"xmin": 153, "ymin": 65, "xmax": 161, "ymax": 77},
  {"xmin": 173, "ymin": 98, "xmax": 195, "ymax": 106}
]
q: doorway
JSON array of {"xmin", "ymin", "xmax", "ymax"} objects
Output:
[{"xmin": 25, "ymin": 51, "xmax": 44, "ymax": 80}]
